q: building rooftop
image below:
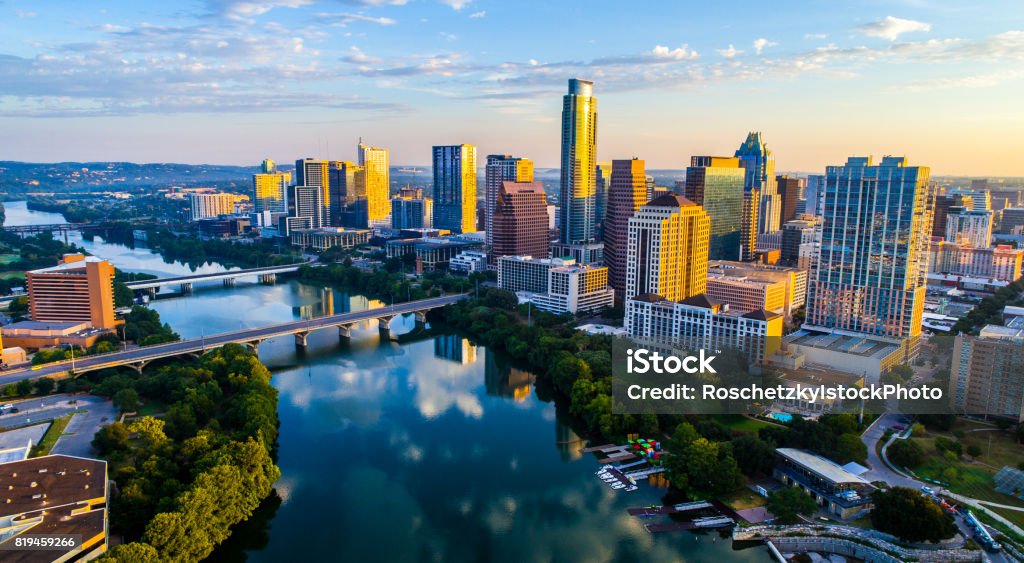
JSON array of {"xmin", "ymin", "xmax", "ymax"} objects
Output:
[
  {"xmin": 28, "ymin": 255, "xmax": 106, "ymax": 275},
  {"xmin": 3, "ymin": 320, "xmax": 90, "ymax": 332},
  {"xmin": 786, "ymin": 330, "xmax": 900, "ymax": 359},
  {"xmin": 979, "ymin": 325, "xmax": 1024, "ymax": 340},
  {"xmin": 777, "ymin": 448, "xmax": 871, "ymax": 486},
  {"xmin": 646, "ymin": 191, "xmax": 697, "ymax": 208}
]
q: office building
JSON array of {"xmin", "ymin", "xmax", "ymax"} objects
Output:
[
  {"xmin": 706, "ymin": 273, "xmax": 788, "ymax": 318},
  {"xmin": 602, "ymin": 158, "xmax": 648, "ymax": 300},
  {"xmin": 289, "ymin": 227, "xmax": 371, "ymax": 251},
  {"xmin": 490, "ymin": 181, "xmax": 549, "ymax": 264},
  {"xmin": 741, "ymin": 188, "xmax": 761, "ymax": 260},
  {"xmin": 708, "ymin": 260, "xmax": 808, "ymax": 319},
  {"xmin": 950, "ymin": 326, "xmax": 1024, "ymax": 422},
  {"xmin": 391, "ymin": 189, "xmax": 433, "ymax": 230},
  {"xmin": 804, "ymin": 174, "xmax": 825, "ymax": 216},
  {"xmin": 804, "ymin": 156, "xmax": 933, "ymax": 343},
  {"xmin": 945, "ymin": 207, "xmax": 993, "ymax": 247},
  {"xmin": 625, "ymin": 192, "xmax": 710, "ymax": 302},
  {"xmin": 485, "ymin": 155, "xmax": 533, "ymax": 246},
  {"xmin": 781, "ymin": 218, "xmax": 819, "ymax": 269},
  {"xmin": 932, "ymin": 193, "xmax": 968, "ymax": 238},
  {"xmin": 287, "ymin": 184, "xmax": 325, "ymax": 231},
  {"xmin": 189, "ymin": 192, "xmax": 240, "ymax": 221},
  {"xmin": 449, "ymin": 250, "xmax": 488, "ymax": 273},
  {"xmin": 295, "ymin": 158, "xmax": 331, "ymax": 226},
  {"xmin": 328, "ymin": 160, "xmax": 364, "ymax": 227},
  {"xmin": 0, "ymin": 455, "xmax": 109, "ymax": 559},
  {"xmin": 683, "ymin": 156, "xmax": 746, "ymax": 260},
  {"xmin": 558, "ymin": 79, "xmax": 601, "ymax": 258},
  {"xmin": 1000, "ymin": 207, "xmax": 1024, "ymax": 235},
  {"xmin": 991, "ymin": 189, "xmax": 1023, "ymax": 211},
  {"xmin": 358, "ymin": 141, "xmax": 391, "ymax": 228},
  {"xmin": 433, "ymin": 144, "xmax": 477, "ymax": 233},
  {"xmin": 595, "ymin": 161, "xmax": 612, "ymax": 235},
  {"xmin": 26, "ymin": 254, "xmax": 118, "ymax": 330},
  {"xmin": 252, "ymin": 160, "xmax": 290, "ymax": 214},
  {"xmin": 776, "ymin": 174, "xmax": 804, "ymax": 224},
  {"xmin": 735, "ymin": 132, "xmax": 780, "ymax": 235},
  {"xmin": 385, "ymin": 235, "xmax": 483, "ymax": 273},
  {"xmin": 929, "ymin": 241, "xmax": 1023, "ymax": 283},
  {"xmin": 496, "ymin": 255, "xmax": 613, "ymax": 315}
]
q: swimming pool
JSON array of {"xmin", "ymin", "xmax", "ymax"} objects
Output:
[{"xmin": 770, "ymin": 413, "xmax": 793, "ymax": 423}]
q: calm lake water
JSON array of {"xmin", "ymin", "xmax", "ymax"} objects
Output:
[{"xmin": 4, "ymin": 200, "xmax": 771, "ymax": 562}]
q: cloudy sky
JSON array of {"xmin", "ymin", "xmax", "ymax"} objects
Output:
[{"xmin": 1, "ymin": 0, "xmax": 1022, "ymax": 175}]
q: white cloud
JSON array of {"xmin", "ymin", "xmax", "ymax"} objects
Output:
[
  {"xmin": 213, "ymin": 0, "xmax": 311, "ymax": 21},
  {"xmin": 468, "ymin": 10, "xmax": 486, "ymax": 18},
  {"xmin": 753, "ymin": 38, "xmax": 777, "ymax": 54},
  {"xmin": 651, "ymin": 44, "xmax": 698, "ymax": 61},
  {"xmin": 341, "ymin": 45, "xmax": 380, "ymax": 64},
  {"xmin": 438, "ymin": 0, "xmax": 472, "ymax": 10},
  {"xmin": 325, "ymin": 12, "xmax": 397, "ymax": 26},
  {"xmin": 716, "ymin": 44, "xmax": 742, "ymax": 58},
  {"xmin": 440, "ymin": 31, "xmax": 458, "ymax": 41},
  {"xmin": 859, "ymin": 16, "xmax": 931, "ymax": 41},
  {"xmin": 804, "ymin": 32, "xmax": 828, "ymax": 40}
]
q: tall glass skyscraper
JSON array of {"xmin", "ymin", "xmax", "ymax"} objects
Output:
[
  {"xmin": 684, "ymin": 156, "xmax": 746, "ymax": 261},
  {"xmin": 432, "ymin": 144, "xmax": 478, "ymax": 233},
  {"xmin": 735, "ymin": 132, "xmax": 780, "ymax": 235},
  {"xmin": 485, "ymin": 155, "xmax": 533, "ymax": 247},
  {"xmin": 358, "ymin": 141, "xmax": 391, "ymax": 228},
  {"xmin": 252, "ymin": 159, "xmax": 290, "ymax": 214},
  {"xmin": 559, "ymin": 78, "xmax": 598, "ymax": 246},
  {"xmin": 603, "ymin": 158, "xmax": 647, "ymax": 300},
  {"xmin": 804, "ymin": 156, "xmax": 934, "ymax": 342}
]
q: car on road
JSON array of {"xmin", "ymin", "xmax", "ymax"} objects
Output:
[{"xmin": 892, "ymin": 424, "xmax": 906, "ymax": 431}]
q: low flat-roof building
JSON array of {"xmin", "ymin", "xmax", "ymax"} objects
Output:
[
  {"xmin": 782, "ymin": 329, "xmax": 910, "ymax": 382},
  {"xmin": 498, "ymin": 255, "xmax": 614, "ymax": 315},
  {"xmin": 1, "ymin": 320, "xmax": 115, "ymax": 351},
  {"xmin": 0, "ymin": 454, "xmax": 109, "ymax": 560},
  {"xmin": 773, "ymin": 448, "xmax": 875, "ymax": 520},
  {"xmin": 290, "ymin": 227, "xmax": 371, "ymax": 251}
]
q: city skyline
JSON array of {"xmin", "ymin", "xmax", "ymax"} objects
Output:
[{"xmin": 1, "ymin": 2, "xmax": 1022, "ymax": 175}]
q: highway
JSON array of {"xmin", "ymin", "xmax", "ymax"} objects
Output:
[{"xmin": 0, "ymin": 294, "xmax": 466, "ymax": 383}]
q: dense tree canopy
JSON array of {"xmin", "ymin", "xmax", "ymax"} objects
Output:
[{"xmin": 870, "ymin": 487, "xmax": 957, "ymax": 543}]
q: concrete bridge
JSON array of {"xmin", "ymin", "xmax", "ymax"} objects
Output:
[
  {"xmin": 0, "ymin": 294, "xmax": 467, "ymax": 382},
  {"xmin": 126, "ymin": 263, "xmax": 310, "ymax": 292}
]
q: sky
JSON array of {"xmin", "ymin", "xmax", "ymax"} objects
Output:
[{"xmin": 1, "ymin": 1, "xmax": 1023, "ymax": 176}]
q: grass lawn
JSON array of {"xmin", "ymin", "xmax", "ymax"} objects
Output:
[
  {"xmin": 988, "ymin": 504, "xmax": 1024, "ymax": 530},
  {"xmin": 721, "ymin": 487, "xmax": 768, "ymax": 510},
  {"xmin": 135, "ymin": 400, "xmax": 167, "ymax": 417},
  {"xmin": 719, "ymin": 415, "xmax": 777, "ymax": 434},
  {"xmin": 0, "ymin": 254, "xmax": 19, "ymax": 265},
  {"xmin": 29, "ymin": 414, "xmax": 73, "ymax": 457},
  {"xmin": 845, "ymin": 515, "xmax": 874, "ymax": 529},
  {"xmin": 0, "ymin": 271, "xmax": 25, "ymax": 280}
]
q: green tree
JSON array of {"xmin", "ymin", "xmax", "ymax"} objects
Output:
[
  {"xmin": 113, "ymin": 388, "xmax": 141, "ymax": 413},
  {"xmin": 93, "ymin": 422, "xmax": 131, "ymax": 454},
  {"xmin": 767, "ymin": 487, "xmax": 819, "ymax": 523},
  {"xmin": 102, "ymin": 541, "xmax": 160, "ymax": 562},
  {"xmin": 834, "ymin": 433, "xmax": 868, "ymax": 464},
  {"xmin": 887, "ymin": 439, "xmax": 925, "ymax": 468},
  {"xmin": 731, "ymin": 433, "xmax": 776, "ymax": 476},
  {"xmin": 33, "ymin": 377, "xmax": 55, "ymax": 395},
  {"xmin": 16, "ymin": 378, "xmax": 32, "ymax": 396},
  {"xmin": 870, "ymin": 487, "xmax": 957, "ymax": 542}
]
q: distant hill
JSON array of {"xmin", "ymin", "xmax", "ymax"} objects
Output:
[{"xmin": 0, "ymin": 161, "xmax": 256, "ymax": 194}]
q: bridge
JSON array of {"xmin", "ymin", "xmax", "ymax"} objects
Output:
[
  {"xmin": 0, "ymin": 294, "xmax": 467, "ymax": 382},
  {"xmin": 126, "ymin": 263, "xmax": 310, "ymax": 292},
  {"xmin": 0, "ymin": 223, "xmax": 102, "ymax": 234}
]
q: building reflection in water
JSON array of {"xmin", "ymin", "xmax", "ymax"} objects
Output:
[
  {"xmin": 484, "ymin": 350, "xmax": 536, "ymax": 402},
  {"xmin": 555, "ymin": 417, "xmax": 583, "ymax": 462},
  {"xmin": 293, "ymin": 285, "xmax": 337, "ymax": 319},
  {"xmin": 433, "ymin": 333, "xmax": 478, "ymax": 365}
]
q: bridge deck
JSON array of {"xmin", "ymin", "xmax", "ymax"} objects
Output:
[{"xmin": 125, "ymin": 263, "xmax": 309, "ymax": 288}]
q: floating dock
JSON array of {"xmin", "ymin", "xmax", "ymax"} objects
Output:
[
  {"xmin": 627, "ymin": 500, "xmax": 714, "ymax": 517},
  {"xmin": 645, "ymin": 516, "xmax": 735, "ymax": 533}
]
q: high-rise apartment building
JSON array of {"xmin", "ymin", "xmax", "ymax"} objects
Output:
[
  {"xmin": 189, "ymin": 192, "xmax": 239, "ymax": 221},
  {"xmin": 559, "ymin": 79, "xmax": 599, "ymax": 247},
  {"xmin": 252, "ymin": 168, "xmax": 291, "ymax": 214},
  {"xmin": 358, "ymin": 141, "xmax": 391, "ymax": 228},
  {"xmin": 950, "ymin": 326, "xmax": 1024, "ymax": 422},
  {"xmin": 594, "ymin": 161, "xmax": 612, "ymax": 235},
  {"xmin": 781, "ymin": 218, "xmax": 819, "ymax": 269},
  {"xmin": 287, "ymin": 184, "xmax": 324, "ymax": 231},
  {"xmin": 624, "ymin": 192, "xmax": 710, "ymax": 302},
  {"xmin": 929, "ymin": 241, "xmax": 1023, "ymax": 283},
  {"xmin": 391, "ymin": 188, "xmax": 432, "ymax": 230},
  {"xmin": 804, "ymin": 156, "xmax": 933, "ymax": 342},
  {"xmin": 683, "ymin": 156, "xmax": 746, "ymax": 260},
  {"xmin": 295, "ymin": 158, "xmax": 331, "ymax": 226},
  {"xmin": 602, "ymin": 159, "xmax": 648, "ymax": 300},
  {"xmin": 945, "ymin": 207, "xmax": 993, "ymax": 248},
  {"xmin": 776, "ymin": 175, "xmax": 804, "ymax": 224},
  {"xmin": 328, "ymin": 160, "xmax": 365, "ymax": 227},
  {"xmin": 804, "ymin": 174, "xmax": 825, "ymax": 216},
  {"xmin": 735, "ymin": 132, "xmax": 780, "ymax": 235},
  {"xmin": 484, "ymin": 155, "xmax": 533, "ymax": 247},
  {"xmin": 433, "ymin": 144, "xmax": 477, "ymax": 233},
  {"xmin": 26, "ymin": 254, "xmax": 117, "ymax": 329},
  {"xmin": 491, "ymin": 181, "xmax": 549, "ymax": 264}
]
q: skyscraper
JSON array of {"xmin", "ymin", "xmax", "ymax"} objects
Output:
[
  {"xmin": 288, "ymin": 184, "xmax": 324, "ymax": 230},
  {"xmin": 432, "ymin": 144, "xmax": 477, "ymax": 233},
  {"xmin": 328, "ymin": 161, "xmax": 364, "ymax": 227},
  {"xmin": 603, "ymin": 158, "xmax": 647, "ymax": 300},
  {"xmin": 684, "ymin": 156, "xmax": 746, "ymax": 261},
  {"xmin": 491, "ymin": 181, "xmax": 549, "ymax": 263},
  {"xmin": 776, "ymin": 174, "xmax": 804, "ymax": 224},
  {"xmin": 735, "ymin": 132, "xmax": 780, "ymax": 235},
  {"xmin": 26, "ymin": 254, "xmax": 117, "ymax": 330},
  {"xmin": 594, "ymin": 161, "xmax": 612, "ymax": 236},
  {"xmin": 252, "ymin": 166, "xmax": 291, "ymax": 214},
  {"xmin": 804, "ymin": 156, "xmax": 933, "ymax": 342},
  {"xmin": 485, "ymin": 155, "xmax": 533, "ymax": 246},
  {"xmin": 295, "ymin": 158, "xmax": 331, "ymax": 226},
  {"xmin": 559, "ymin": 78, "xmax": 598, "ymax": 247},
  {"xmin": 624, "ymin": 192, "xmax": 710, "ymax": 302},
  {"xmin": 358, "ymin": 141, "xmax": 391, "ymax": 228}
]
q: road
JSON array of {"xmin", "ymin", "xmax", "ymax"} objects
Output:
[
  {"xmin": 0, "ymin": 394, "xmax": 116, "ymax": 458},
  {"xmin": 0, "ymin": 294, "xmax": 466, "ymax": 383}
]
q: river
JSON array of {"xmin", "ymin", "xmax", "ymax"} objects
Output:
[{"xmin": 3, "ymin": 201, "xmax": 770, "ymax": 561}]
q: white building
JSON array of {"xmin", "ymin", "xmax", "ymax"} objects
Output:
[
  {"xmin": 449, "ymin": 251, "xmax": 488, "ymax": 273},
  {"xmin": 497, "ymin": 255, "xmax": 613, "ymax": 315},
  {"xmin": 189, "ymin": 192, "xmax": 241, "ymax": 221},
  {"xmin": 945, "ymin": 208, "xmax": 993, "ymax": 248}
]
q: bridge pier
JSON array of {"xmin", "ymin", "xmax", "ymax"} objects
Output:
[
  {"xmin": 244, "ymin": 340, "xmax": 262, "ymax": 352},
  {"xmin": 338, "ymin": 323, "xmax": 354, "ymax": 340},
  {"xmin": 377, "ymin": 315, "xmax": 394, "ymax": 338},
  {"xmin": 223, "ymin": 278, "xmax": 236, "ymax": 288},
  {"xmin": 259, "ymin": 273, "xmax": 277, "ymax": 285},
  {"xmin": 295, "ymin": 331, "xmax": 310, "ymax": 349},
  {"xmin": 180, "ymin": 282, "xmax": 193, "ymax": 294},
  {"xmin": 414, "ymin": 310, "xmax": 428, "ymax": 326}
]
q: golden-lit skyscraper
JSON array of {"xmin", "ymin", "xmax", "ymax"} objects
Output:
[
  {"xmin": 358, "ymin": 141, "xmax": 390, "ymax": 228},
  {"xmin": 603, "ymin": 158, "xmax": 647, "ymax": 301},
  {"xmin": 485, "ymin": 155, "xmax": 533, "ymax": 247},
  {"xmin": 624, "ymin": 192, "xmax": 710, "ymax": 302},
  {"xmin": 559, "ymin": 78, "xmax": 598, "ymax": 246},
  {"xmin": 684, "ymin": 156, "xmax": 746, "ymax": 261},
  {"xmin": 433, "ymin": 144, "xmax": 477, "ymax": 233},
  {"xmin": 252, "ymin": 159, "xmax": 291, "ymax": 214}
]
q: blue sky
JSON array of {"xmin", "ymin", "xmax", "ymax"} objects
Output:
[{"xmin": 1, "ymin": 0, "xmax": 1022, "ymax": 175}]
